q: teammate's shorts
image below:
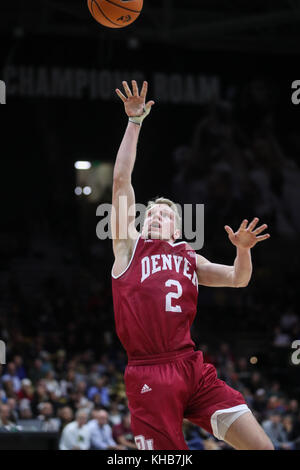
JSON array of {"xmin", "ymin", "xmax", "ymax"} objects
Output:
[{"xmin": 125, "ymin": 348, "xmax": 251, "ymax": 450}]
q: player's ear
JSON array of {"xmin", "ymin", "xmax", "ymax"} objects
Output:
[{"xmin": 174, "ymin": 228, "xmax": 181, "ymax": 240}]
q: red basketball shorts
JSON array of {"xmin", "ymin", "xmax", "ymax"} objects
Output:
[{"xmin": 124, "ymin": 349, "xmax": 250, "ymax": 450}]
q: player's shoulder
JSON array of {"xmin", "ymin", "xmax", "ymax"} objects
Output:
[{"xmin": 174, "ymin": 240, "xmax": 197, "ymax": 259}]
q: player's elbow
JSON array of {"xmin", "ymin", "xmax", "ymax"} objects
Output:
[
  {"xmin": 113, "ymin": 172, "xmax": 131, "ymax": 187},
  {"xmin": 235, "ymin": 282, "xmax": 249, "ymax": 288},
  {"xmin": 232, "ymin": 279, "xmax": 249, "ymax": 288}
]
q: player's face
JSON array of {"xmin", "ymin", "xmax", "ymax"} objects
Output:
[{"xmin": 142, "ymin": 204, "xmax": 178, "ymax": 241}]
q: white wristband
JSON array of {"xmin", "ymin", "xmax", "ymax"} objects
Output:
[{"xmin": 128, "ymin": 105, "xmax": 151, "ymax": 126}]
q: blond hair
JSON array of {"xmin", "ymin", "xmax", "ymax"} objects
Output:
[{"xmin": 145, "ymin": 196, "xmax": 182, "ymax": 234}]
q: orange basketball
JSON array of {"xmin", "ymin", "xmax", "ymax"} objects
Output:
[{"xmin": 87, "ymin": 0, "xmax": 143, "ymax": 29}]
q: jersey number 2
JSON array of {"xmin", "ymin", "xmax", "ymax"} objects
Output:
[{"xmin": 165, "ymin": 279, "xmax": 182, "ymax": 312}]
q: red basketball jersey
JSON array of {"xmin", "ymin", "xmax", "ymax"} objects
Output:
[{"xmin": 111, "ymin": 235, "xmax": 199, "ymax": 360}]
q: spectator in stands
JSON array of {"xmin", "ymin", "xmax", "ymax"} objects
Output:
[
  {"xmin": 40, "ymin": 351, "xmax": 54, "ymax": 376},
  {"xmin": 19, "ymin": 399, "xmax": 33, "ymax": 420},
  {"xmin": 215, "ymin": 342, "xmax": 235, "ymax": 371},
  {"xmin": 29, "ymin": 359, "xmax": 45, "ymax": 384},
  {"xmin": 262, "ymin": 411, "xmax": 290, "ymax": 450},
  {"xmin": 289, "ymin": 412, "xmax": 300, "ymax": 449},
  {"xmin": 236, "ymin": 357, "xmax": 251, "ymax": 386},
  {"xmin": 112, "ymin": 411, "xmax": 136, "ymax": 449},
  {"xmin": 37, "ymin": 402, "xmax": 60, "ymax": 432},
  {"xmin": 252, "ymin": 388, "xmax": 268, "ymax": 418},
  {"xmin": 17, "ymin": 378, "xmax": 34, "ymax": 402},
  {"xmin": 47, "ymin": 386, "xmax": 63, "ymax": 416},
  {"xmin": 88, "ymin": 409, "xmax": 125, "ymax": 450},
  {"xmin": 248, "ymin": 371, "xmax": 265, "ymax": 394},
  {"xmin": 87, "ymin": 377, "xmax": 110, "ymax": 407},
  {"xmin": 108, "ymin": 399, "xmax": 123, "ymax": 426},
  {"xmin": 240, "ymin": 387, "xmax": 254, "ymax": 409},
  {"xmin": 105, "ymin": 362, "xmax": 123, "ymax": 390},
  {"xmin": 53, "ymin": 350, "xmax": 67, "ymax": 381},
  {"xmin": 58, "ymin": 406, "xmax": 74, "ymax": 431},
  {"xmin": 70, "ymin": 383, "xmax": 93, "ymax": 415},
  {"xmin": 2, "ymin": 362, "xmax": 21, "ymax": 393},
  {"xmin": 0, "ymin": 403, "xmax": 17, "ymax": 431},
  {"xmin": 59, "ymin": 409, "xmax": 90, "ymax": 450},
  {"xmin": 268, "ymin": 381, "xmax": 285, "ymax": 399},
  {"xmin": 6, "ymin": 397, "xmax": 18, "ymax": 423},
  {"xmin": 60, "ymin": 368, "xmax": 77, "ymax": 397},
  {"xmin": 31, "ymin": 380, "xmax": 49, "ymax": 415},
  {"xmin": 183, "ymin": 420, "xmax": 204, "ymax": 450},
  {"xmin": 266, "ymin": 395, "xmax": 286, "ymax": 414},
  {"xmin": 2, "ymin": 380, "xmax": 16, "ymax": 400},
  {"xmin": 76, "ymin": 381, "xmax": 88, "ymax": 398},
  {"xmin": 44, "ymin": 370, "xmax": 60, "ymax": 396},
  {"xmin": 13, "ymin": 355, "xmax": 27, "ymax": 380},
  {"xmin": 287, "ymin": 399, "xmax": 299, "ymax": 420},
  {"xmin": 282, "ymin": 415, "xmax": 296, "ymax": 449},
  {"xmin": 87, "ymin": 363, "xmax": 101, "ymax": 385}
]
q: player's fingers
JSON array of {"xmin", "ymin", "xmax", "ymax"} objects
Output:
[
  {"xmin": 239, "ymin": 219, "xmax": 248, "ymax": 231},
  {"xmin": 115, "ymin": 89, "xmax": 127, "ymax": 103},
  {"xmin": 132, "ymin": 80, "xmax": 139, "ymax": 96},
  {"xmin": 145, "ymin": 100, "xmax": 155, "ymax": 110},
  {"xmin": 253, "ymin": 223, "xmax": 268, "ymax": 235},
  {"xmin": 247, "ymin": 217, "xmax": 259, "ymax": 231},
  {"xmin": 224, "ymin": 225, "xmax": 234, "ymax": 236},
  {"xmin": 122, "ymin": 81, "xmax": 132, "ymax": 98},
  {"xmin": 140, "ymin": 81, "xmax": 148, "ymax": 99},
  {"xmin": 256, "ymin": 233, "xmax": 271, "ymax": 242}
]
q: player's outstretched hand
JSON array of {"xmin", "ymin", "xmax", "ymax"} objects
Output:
[
  {"xmin": 115, "ymin": 80, "xmax": 155, "ymax": 117},
  {"xmin": 224, "ymin": 218, "xmax": 270, "ymax": 249}
]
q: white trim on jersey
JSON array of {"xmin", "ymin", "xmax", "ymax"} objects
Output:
[
  {"xmin": 111, "ymin": 234, "xmax": 142, "ymax": 280},
  {"xmin": 167, "ymin": 240, "xmax": 189, "ymax": 247}
]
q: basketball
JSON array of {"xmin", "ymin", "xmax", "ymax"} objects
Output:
[{"xmin": 87, "ymin": 0, "xmax": 143, "ymax": 29}]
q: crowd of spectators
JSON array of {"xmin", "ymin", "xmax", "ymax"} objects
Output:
[
  {"xmin": 1, "ymin": 334, "xmax": 300, "ymax": 450},
  {"xmin": 0, "ymin": 350, "xmax": 136, "ymax": 449}
]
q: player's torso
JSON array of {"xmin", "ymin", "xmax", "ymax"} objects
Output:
[{"xmin": 111, "ymin": 235, "xmax": 199, "ymax": 359}]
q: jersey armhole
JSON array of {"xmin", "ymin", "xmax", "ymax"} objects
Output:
[{"xmin": 111, "ymin": 234, "xmax": 141, "ymax": 280}]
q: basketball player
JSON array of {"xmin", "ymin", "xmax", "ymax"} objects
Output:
[{"xmin": 111, "ymin": 80, "xmax": 274, "ymax": 450}]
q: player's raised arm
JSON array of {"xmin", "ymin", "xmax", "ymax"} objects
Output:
[
  {"xmin": 196, "ymin": 218, "xmax": 270, "ymax": 288},
  {"xmin": 111, "ymin": 80, "xmax": 154, "ymax": 274}
]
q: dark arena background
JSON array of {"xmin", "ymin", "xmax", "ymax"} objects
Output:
[{"xmin": 0, "ymin": 0, "xmax": 300, "ymax": 454}]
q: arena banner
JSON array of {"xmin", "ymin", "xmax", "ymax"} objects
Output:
[{"xmin": 2, "ymin": 65, "xmax": 221, "ymax": 104}]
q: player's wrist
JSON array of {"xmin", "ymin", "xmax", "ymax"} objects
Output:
[
  {"xmin": 236, "ymin": 245, "xmax": 251, "ymax": 253},
  {"xmin": 128, "ymin": 105, "xmax": 151, "ymax": 126},
  {"xmin": 128, "ymin": 118, "xmax": 142, "ymax": 126}
]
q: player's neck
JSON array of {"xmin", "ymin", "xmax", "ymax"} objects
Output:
[{"xmin": 141, "ymin": 233, "xmax": 178, "ymax": 245}]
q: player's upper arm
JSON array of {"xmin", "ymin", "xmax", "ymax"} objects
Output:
[
  {"xmin": 196, "ymin": 254, "xmax": 237, "ymax": 288},
  {"xmin": 111, "ymin": 175, "xmax": 139, "ymax": 262}
]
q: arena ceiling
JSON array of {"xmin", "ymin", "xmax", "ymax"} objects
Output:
[{"xmin": 1, "ymin": 0, "xmax": 300, "ymax": 54}]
